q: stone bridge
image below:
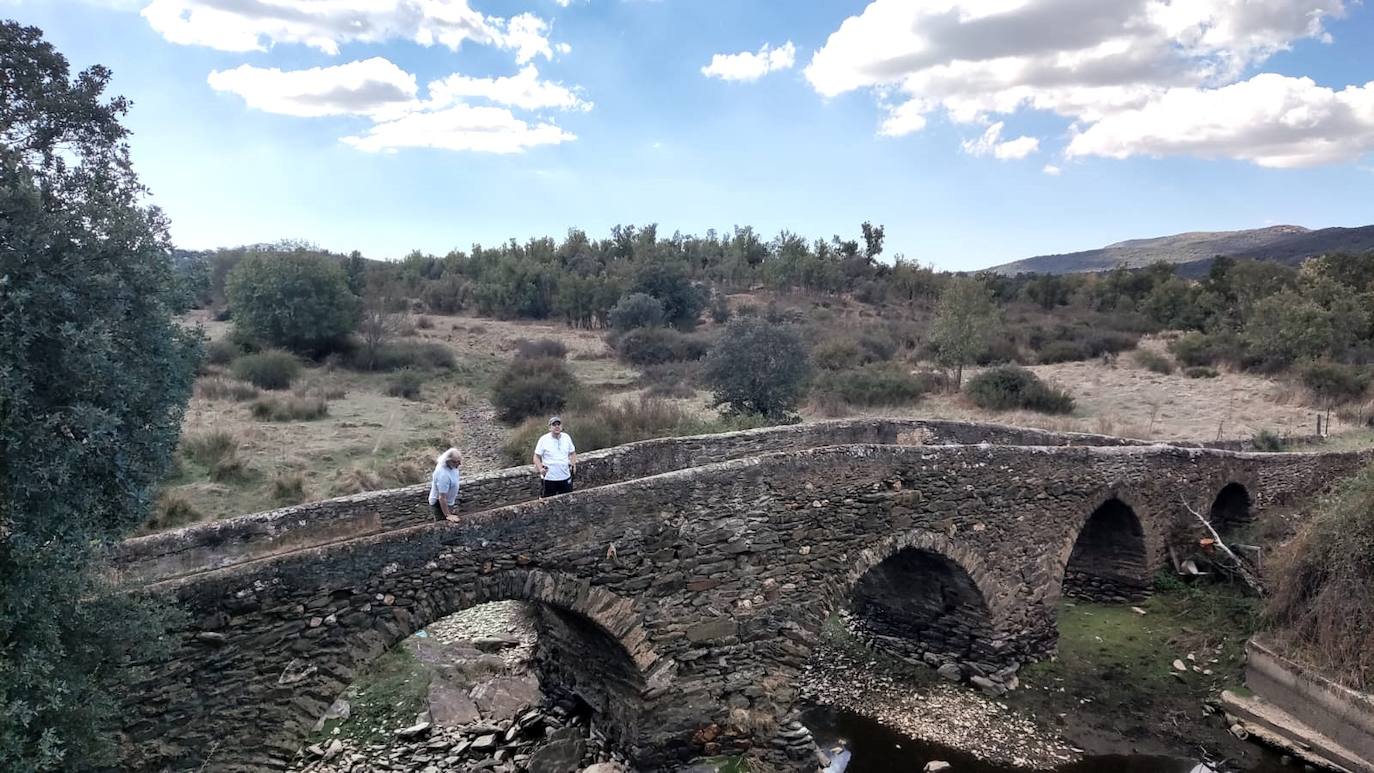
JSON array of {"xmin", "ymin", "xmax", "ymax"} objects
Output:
[{"xmin": 111, "ymin": 419, "xmax": 1369, "ymax": 771}]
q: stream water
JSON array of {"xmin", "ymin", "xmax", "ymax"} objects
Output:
[{"xmin": 801, "ymin": 706, "xmax": 1291, "ymax": 773}]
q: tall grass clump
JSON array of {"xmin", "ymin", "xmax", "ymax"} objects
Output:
[
  {"xmin": 181, "ymin": 430, "xmax": 239, "ymax": 467},
  {"xmin": 204, "ymin": 338, "xmax": 240, "ymax": 366},
  {"xmin": 1132, "ymin": 349, "xmax": 1174, "ymax": 375},
  {"xmin": 965, "ymin": 366, "xmax": 1075, "ymax": 414},
  {"xmin": 250, "ymin": 394, "xmax": 329, "ymax": 421},
  {"xmin": 231, "ymin": 350, "xmax": 301, "ymax": 390},
  {"xmin": 145, "ymin": 490, "xmax": 204, "ymax": 531},
  {"xmin": 386, "ymin": 370, "xmax": 424, "ymax": 400},
  {"xmin": 514, "ymin": 337, "xmax": 568, "ymax": 360},
  {"xmin": 1267, "ymin": 463, "xmax": 1374, "ymax": 689},
  {"xmin": 492, "ymin": 357, "xmax": 583, "ymax": 423},
  {"xmin": 195, "ymin": 376, "xmax": 260, "ymax": 402}
]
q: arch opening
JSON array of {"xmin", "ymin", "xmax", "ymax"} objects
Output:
[
  {"xmin": 286, "ymin": 595, "xmax": 651, "ymax": 772},
  {"xmin": 1063, "ymin": 498, "xmax": 1149, "ymax": 603},
  {"xmin": 848, "ymin": 547, "xmax": 999, "ymax": 668},
  {"xmin": 1209, "ymin": 482, "xmax": 1253, "ymax": 534}
]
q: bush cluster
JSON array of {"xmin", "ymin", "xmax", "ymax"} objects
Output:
[
  {"xmin": 513, "ymin": 337, "xmax": 568, "ymax": 360},
  {"xmin": 492, "ymin": 357, "xmax": 582, "ymax": 423},
  {"xmin": 386, "ymin": 370, "xmax": 424, "ymax": 400},
  {"xmin": 964, "ymin": 366, "xmax": 1075, "ymax": 414},
  {"xmin": 204, "ymin": 338, "xmax": 240, "ymax": 366},
  {"xmin": 344, "ymin": 340, "xmax": 455, "ymax": 372},
  {"xmin": 231, "ymin": 350, "xmax": 301, "ymax": 390},
  {"xmin": 195, "ymin": 377, "xmax": 260, "ymax": 402},
  {"xmin": 615, "ymin": 327, "xmax": 710, "ymax": 366},
  {"xmin": 1033, "ymin": 329, "xmax": 1138, "ymax": 364},
  {"xmin": 608, "ymin": 292, "xmax": 665, "ymax": 331},
  {"xmin": 1299, "ymin": 360, "xmax": 1370, "ymax": 406},
  {"xmin": 813, "ymin": 363, "xmax": 927, "ymax": 407}
]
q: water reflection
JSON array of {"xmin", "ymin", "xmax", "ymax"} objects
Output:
[{"xmin": 801, "ymin": 706, "xmax": 1284, "ymax": 773}]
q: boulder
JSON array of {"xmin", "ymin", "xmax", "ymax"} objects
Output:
[{"xmin": 924, "ymin": 762, "xmax": 951, "ymax": 772}]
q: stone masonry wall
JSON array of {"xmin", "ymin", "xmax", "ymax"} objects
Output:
[
  {"xmin": 1062, "ymin": 499, "xmax": 1150, "ymax": 602},
  {"xmin": 116, "ymin": 440, "xmax": 1371, "ymax": 772},
  {"xmin": 112, "ymin": 419, "xmax": 1151, "ymax": 586}
]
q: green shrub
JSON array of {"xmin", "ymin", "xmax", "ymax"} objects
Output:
[
  {"xmin": 1169, "ymin": 331, "xmax": 1239, "ymax": 367},
  {"xmin": 615, "ymin": 327, "xmax": 709, "ymax": 366},
  {"xmin": 204, "ymin": 338, "xmax": 240, "ymax": 366},
  {"xmin": 1184, "ymin": 366, "xmax": 1219, "ymax": 379},
  {"xmin": 630, "ymin": 263, "xmax": 706, "ymax": 329},
  {"xmin": 709, "ymin": 294, "xmax": 731, "ymax": 323},
  {"xmin": 344, "ymin": 340, "xmax": 455, "ymax": 371},
  {"xmin": 181, "ymin": 430, "xmax": 239, "ymax": 467},
  {"xmin": 965, "ymin": 366, "xmax": 1075, "ymax": 414},
  {"xmin": 1133, "ymin": 349, "xmax": 1174, "ymax": 375},
  {"xmin": 195, "ymin": 377, "xmax": 260, "ymax": 401},
  {"xmin": 639, "ymin": 362, "xmax": 701, "ymax": 398},
  {"xmin": 608, "ymin": 292, "xmax": 666, "ymax": 331},
  {"xmin": 704, "ymin": 317, "xmax": 812, "ymax": 418},
  {"xmin": 250, "ymin": 394, "xmax": 329, "ymax": 421},
  {"xmin": 812, "ymin": 339, "xmax": 862, "ymax": 371},
  {"xmin": 1036, "ymin": 340, "xmax": 1089, "ymax": 364},
  {"xmin": 514, "ymin": 337, "xmax": 568, "ymax": 360},
  {"xmin": 492, "ymin": 357, "xmax": 582, "ymax": 423},
  {"xmin": 231, "ymin": 350, "xmax": 301, "ymax": 390},
  {"xmin": 1250, "ymin": 430, "xmax": 1287, "ymax": 452},
  {"xmin": 814, "ymin": 363, "xmax": 927, "ymax": 407},
  {"xmin": 1299, "ymin": 360, "xmax": 1370, "ymax": 405},
  {"xmin": 226, "ymin": 250, "xmax": 360, "ymax": 355},
  {"xmin": 385, "ymin": 370, "xmax": 424, "ymax": 400}
]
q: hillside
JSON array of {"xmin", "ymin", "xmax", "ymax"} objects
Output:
[{"xmin": 987, "ymin": 224, "xmax": 1374, "ymax": 275}]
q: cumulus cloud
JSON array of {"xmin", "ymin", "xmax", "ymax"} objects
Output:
[
  {"xmin": 343, "ymin": 103, "xmax": 574, "ymax": 154},
  {"xmin": 1068, "ymin": 74, "xmax": 1374, "ymax": 168},
  {"xmin": 804, "ymin": 0, "xmax": 1368, "ymax": 167},
  {"xmin": 702, "ymin": 41, "xmax": 796, "ymax": 82},
  {"xmin": 962, "ymin": 121, "xmax": 1039, "ymax": 160},
  {"xmin": 207, "ymin": 58, "xmax": 417, "ymax": 118},
  {"xmin": 142, "ymin": 0, "xmax": 567, "ymax": 61},
  {"xmin": 1043, "ymin": 163, "xmax": 1062, "ymax": 175},
  {"xmin": 207, "ymin": 56, "xmax": 587, "ymax": 154}
]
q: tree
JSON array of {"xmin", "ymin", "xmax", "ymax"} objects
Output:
[
  {"xmin": 607, "ymin": 292, "xmax": 665, "ymax": 331},
  {"xmin": 226, "ymin": 250, "xmax": 360, "ymax": 355},
  {"xmin": 630, "ymin": 262, "xmax": 705, "ymax": 329},
  {"xmin": 0, "ymin": 22, "xmax": 199, "ymax": 770},
  {"xmin": 930, "ymin": 276, "xmax": 1001, "ymax": 387},
  {"xmin": 703, "ymin": 317, "xmax": 812, "ymax": 418}
]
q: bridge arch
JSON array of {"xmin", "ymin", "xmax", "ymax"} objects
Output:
[
  {"xmin": 839, "ymin": 531, "xmax": 1007, "ymax": 669},
  {"xmin": 265, "ymin": 570, "xmax": 673, "ymax": 770},
  {"xmin": 1062, "ymin": 496, "xmax": 1150, "ymax": 602},
  {"xmin": 1209, "ymin": 481, "xmax": 1254, "ymax": 534}
]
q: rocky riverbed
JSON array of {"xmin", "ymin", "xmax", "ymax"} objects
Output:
[{"xmin": 287, "ymin": 601, "xmax": 629, "ymax": 773}]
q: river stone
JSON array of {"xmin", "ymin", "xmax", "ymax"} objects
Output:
[
  {"xmin": 429, "ymin": 681, "xmax": 481, "ymax": 727},
  {"xmin": 471, "ymin": 675, "xmax": 541, "ymax": 721},
  {"xmin": 473, "ymin": 635, "xmax": 520, "ymax": 652},
  {"xmin": 580, "ymin": 764, "xmax": 627, "ymax": 773},
  {"xmin": 924, "ymin": 762, "xmax": 951, "ymax": 772},
  {"xmin": 936, "ymin": 663, "xmax": 962, "ymax": 682},
  {"xmin": 527, "ymin": 737, "xmax": 586, "ymax": 773}
]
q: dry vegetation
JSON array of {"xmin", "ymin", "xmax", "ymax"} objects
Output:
[{"xmin": 159, "ymin": 298, "xmax": 1369, "ymax": 530}]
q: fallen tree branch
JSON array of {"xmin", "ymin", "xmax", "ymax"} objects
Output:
[{"xmin": 1180, "ymin": 497, "xmax": 1267, "ymax": 596}]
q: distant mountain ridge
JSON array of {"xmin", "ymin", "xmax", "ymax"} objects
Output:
[{"xmin": 986, "ymin": 224, "xmax": 1374, "ymax": 276}]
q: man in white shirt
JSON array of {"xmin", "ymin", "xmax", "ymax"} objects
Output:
[{"xmin": 533, "ymin": 416, "xmax": 577, "ymax": 497}]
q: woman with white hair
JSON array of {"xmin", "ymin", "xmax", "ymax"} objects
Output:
[{"xmin": 429, "ymin": 447, "xmax": 462, "ymax": 521}]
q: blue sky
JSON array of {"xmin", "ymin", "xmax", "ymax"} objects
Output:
[{"xmin": 8, "ymin": 0, "xmax": 1374, "ymax": 270}]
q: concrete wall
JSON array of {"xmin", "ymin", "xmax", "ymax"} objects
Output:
[
  {"xmin": 1246, "ymin": 636, "xmax": 1374, "ymax": 764},
  {"xmin": 114, "ymin": 436, "xmax": 1371, "ymax": 772}
]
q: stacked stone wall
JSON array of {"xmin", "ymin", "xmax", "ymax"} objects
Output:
[{"xmin": 115, "ymin": 434, "xmax": 1373, "ymax": 772}]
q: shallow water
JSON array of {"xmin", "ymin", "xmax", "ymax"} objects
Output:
[{"xmin": 801, "ymin": 705, "xmax": 1290, "ymax": 773}]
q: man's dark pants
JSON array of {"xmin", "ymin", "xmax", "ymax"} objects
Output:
[{"xmin": 541, "ymin": 478, "xmax": 573, "ymax": 497}]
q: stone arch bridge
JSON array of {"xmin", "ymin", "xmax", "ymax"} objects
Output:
[{"xmin": 111, "ymin": 419, "xmax": 1368, "ymax": 771}]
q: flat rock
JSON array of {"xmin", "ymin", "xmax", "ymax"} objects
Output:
[
  {"xmin": 471, "ymin": 675, "xmax": 541, "ymax": 721},
  {"xmin": 429, "ymin": 681, "xmax": 482, "ymax": 727},
  {"xmin": 526, "ymin": 737, "xmax": 586, "ymax": 773}
]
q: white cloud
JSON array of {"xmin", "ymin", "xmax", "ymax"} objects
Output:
[
  {"xmin": 804, "ymin": 0, "xmax": 1366, "ymax": 166},
  {"xmin": 429, "ymin": 65, "xmax": 591, "ymax": 111},
  {"xmin": 702, "ymin": 41, "xmax": 796, "ymax": 82},
  {"xmin": 342, "ymin": 104, "xmax": 574, "ymax": 154},
  {"xmin": 1043, "ymin": 163, "xmax": 1062, "ymax": 175},
  {"xmin": 207, "ymin": 58, "xmax": 417, "ymax": 118},
  {"xmin": 961, "ymin": 121, "xmax": 1040, "ymax": 159},
  {"xmin": 206, "ymin": 56, "xmax": 589, "ymax": 155},
  {"xmin": 1068, "ymin": 74, "xmax": 1374, "ymax": 168},
  {"xmin": 142, "ymin": 0, "xmax": 566, "ymax": 61}
]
